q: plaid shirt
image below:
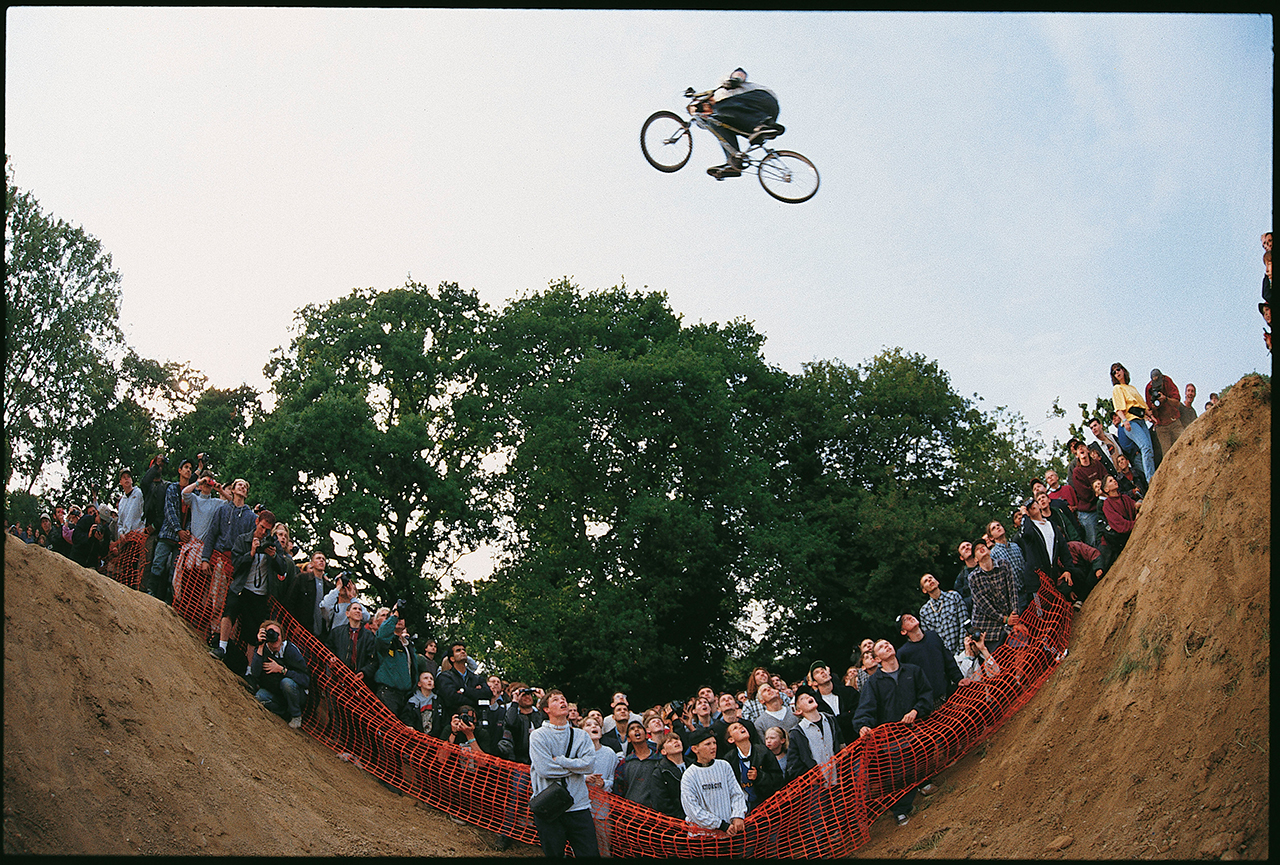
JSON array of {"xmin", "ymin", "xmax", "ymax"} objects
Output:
[
  {"xmin": 919, "ymin": 590, "xmax": 966, "ymax": 655},
  {"xmin": 968, "ymin": 559, "xmax": 1018, "ymax": 643}
]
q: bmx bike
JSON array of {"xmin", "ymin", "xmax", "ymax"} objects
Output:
[{"xmin": 640, "ymin": 87, "xmax": 820, "ymax": 204}]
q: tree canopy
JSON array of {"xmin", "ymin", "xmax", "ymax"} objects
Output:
[{"xmin": 5, "ymin": 172, "xmax": 1058, "ymax": 706}]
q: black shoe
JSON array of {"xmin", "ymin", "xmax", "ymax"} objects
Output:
[{"xmin": 707, "ymin": 164, "xmax": 742, "ymax": 180}]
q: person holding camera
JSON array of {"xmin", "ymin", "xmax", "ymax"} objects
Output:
[
  {"xmin": 372, "ymin": 602, "xmax": 423, "ymax": 723},
  {"xmin": 1145, "ymin": 368, "xmax": 1185, "ymax": 466},
  {"xmin": 498, "ymin": 685, "xmax": 546, "ymax": 763},
  {"xmin": 436, "ymin": 641, "xmax": 495, "ymax": 745},
  {"xmin": 71, "ymin": 502, "xmax": 110, "ymax": 569},
  {"xmin": 210, "ymin": 509, "xmax": 291, "ymax": 667},
  {"xmin": 248, "ymin": 618, "xmax": 310, "ymax": 728},
  {"xmin": 955, "ymin": 629, "xmax": 1000, "ymax": 683}
]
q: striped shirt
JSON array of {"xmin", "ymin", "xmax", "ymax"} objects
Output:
[{"xmin": 681, "ymin": 760, "xmax": 746, "ymax": 829}]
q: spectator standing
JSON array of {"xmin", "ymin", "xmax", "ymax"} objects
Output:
[
  {"xmin": 896, "ymin": 613, "xmax": 962, "ymax": 709},
  {"xmin": 528, "ymin": 690, "xmax": 600, "ymax": 857},
  {"xmin": 286, "ymin": 551, "xmax": 332, "ymax": 638},
  {"xmin": 406, "ymin": 671, "xmax": 440, "ymax": 736},
  {"xmin": 372, "ymin": 604, "xmax": 423, "ymax": 727},
  {"xmin": 953, "ymin": 541, "xmax": 978, "ymax": 617},
  {"xmin": 680, "ymin": 727, "xmax": 746, "ymax": 835},
  {"xmin": 321, "ymin": 574, "xmax": 371, "ymax": 632},
  {"xmin": 116, "ymin": 469, "xmax": 145, "ymax": 536},
  {"xmin": 615, "ymin": 721, "xmax": 661, "ymax": 806},
  {"xmin": 650, "ymin": 731, "xmax": 687, "ymax": 819},
  {"xmin": 1180, "ymin": 383, "xmax": 1199, "ymax": 426},
  {"xmin": 1110, "ymin": 362, "xmax": 1158, "ymax": 483},
  {"xmin": 966, "ymin": 540, "xmax": 1019, "ymax": 652},
  {"xmin": 796, "ymin": 661, "xmax": 859, "ymax": 744},
  {"xmin": 71, "ymin": 503, "xmax": 109, "ymax": 568},
  {"xmin": 148, "ymin": 457, "xmax": 193, "ymax": 602},
  {"xmin": 325, "ymin": 600, "xmax": 376, "ymax": 678},
  {"xmin": 1067, "ymin": 440, "xmax": 1107, "ymax": 548},
  {"xmin": 210, "ymin": 509, "xmax": 291, "ymax": 668},
  {"xmin": 1146, "ymin": 368, "xmax": 1186, "ymax": 461},
  {"xmin": 200, "ymin": 479, "xmax": 258, "ymax": 643},
  {"xmin": 918, "ymin": 572, "xmax": 966, "ymax": 655},
  {"xmin": 724, "ymin": 720, "xmax": 782, "ymax": 813},
  {"xmin": 750, "ymin": 683, "xmax": 798, "ymax": 742},
  {"xmin": 436, "ymin": 641, "xmax": 495, "ymax": 748},
  {"xmin": 852, "ymin": 639, "xmax": 934, "ymax": 826}
]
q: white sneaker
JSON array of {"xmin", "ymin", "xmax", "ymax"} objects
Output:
[{"xmin": 288, "ymin": 716, "xmax": 303, "ymax": 729}]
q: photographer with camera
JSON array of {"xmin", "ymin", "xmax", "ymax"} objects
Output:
[
  {"xmin": 71, "ymin": 502, "xmax": 110, "ymax": 569},
  {"xmin": 445, "ymin": 705, "xmax": 483, "ymax": 751},
  {"xmin": 248, "ymin": 618, "xmax": 310, "ymax": 728},
  {"xmin": 372, "ymin": 600, "xmax": 425, "ymax": 724},
  {"xmin": 209, "ymin": 509, "xmax": 291, "ymax": 668},
  {"xmin": 436, "ymin": 641, "xmax": 495, "ymax": 747},
  {"xmin": 955, "ymin": 626, "xmax": 1000, "ymax": 683},
  {"xmin": 1145, "ymin": 368, "xmax": 1186, "ymax": 468},
  {"xmin": 498, "ymin": 685, "xmax": 545, "ymax": 763}
]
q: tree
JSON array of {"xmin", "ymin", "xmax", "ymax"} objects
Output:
[
  {"xmin": 163, "ymin": 383, "xmax": 259, "ymax": 483},
  {"xmin": 448, "ymin": 281, "xmax": 789, "ymax": 707},
  {"xmin": 4, "ymin": 162, "xmax": 125, "ymax": 491},
  {"xmin": 756, "ymin": 349, "xmax": 1046, "ymax": 669},
  {"xmin": 250, "ymin": 280, "xmax": 500, "ymax": 626}
]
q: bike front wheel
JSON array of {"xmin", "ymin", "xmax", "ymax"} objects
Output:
[
  {"xmin": 757, "ymin": 150, "xmax": 820, "ymax": 203},
  {"xmin": 641, "ymin": 111, "xmax": 693, "ymax": 173}
]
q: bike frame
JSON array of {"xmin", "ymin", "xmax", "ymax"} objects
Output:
[{"xmin": 685, "ymin": 96, "xmax": 777, "ymax": 168}]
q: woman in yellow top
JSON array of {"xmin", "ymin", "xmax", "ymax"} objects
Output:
[{"xmin": 1110, "ymin": 362, "xmax": 1157, "ymax": 483}]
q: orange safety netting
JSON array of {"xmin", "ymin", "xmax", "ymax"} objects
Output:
[{"xmin": 105, "ymin": 539, "xmax": 1071, "ymax": 858}]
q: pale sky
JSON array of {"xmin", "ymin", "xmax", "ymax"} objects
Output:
[{"xmin": 7, "ymin": 9, "xmax": 1274, "ymax": 469}]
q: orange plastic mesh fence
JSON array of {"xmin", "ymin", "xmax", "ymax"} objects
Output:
[{"xmin": 104, "ymin": 543, "xmax": 1072, "ymax": 857}]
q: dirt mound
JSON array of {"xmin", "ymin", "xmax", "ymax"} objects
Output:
[
  {"xmin": 854, "ymin": 374, "xmax": 1271, "ymax": 860},
  {"xmin": 2, "ymin": 536, "xmax": 537, "ymax": 857}
]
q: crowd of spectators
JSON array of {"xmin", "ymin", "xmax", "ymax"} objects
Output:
[{"xmin": 9, "ymin": 349, "xmax": 1212, "ymax": 849}]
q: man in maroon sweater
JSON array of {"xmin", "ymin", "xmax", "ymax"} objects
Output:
[
  {"xmin": 1145, "ymin": 368, "xmax": 1185, "ymax": 465},
  {"xmin": 1067, "ymin": 440, "xmax": 1107, "ymax": 549}
]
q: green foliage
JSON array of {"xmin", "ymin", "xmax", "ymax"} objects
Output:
[
  {"xmin": 1066, "ymin": 395, "xmax": 1115, "ymax": 447},
  {"xmin": 164, "ymin": 384, "xmax": 260, "ymax": 481},
  {"xmin": 755, "ymin": 349, "xmax": 1047, "ymax": 668},
  {"xmin": 251, "ymin": 280, "xmax": 500, "ymax": 624},
  {"xmin": 4, "ymin": 162, "xmax": 125, "ymax": 491},
  {"xmin": 447, "ymin": 280, "xmax": 789, "ymax": 708}
]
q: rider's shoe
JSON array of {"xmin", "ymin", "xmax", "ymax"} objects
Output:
[{"xmin": 707, "ymin": 163, "xmax": 742, "ymax": 180}]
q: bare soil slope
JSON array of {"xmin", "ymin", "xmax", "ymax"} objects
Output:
[
  {"xmin": 855, "ymin": 374, "xmax": 1271, "ymax": 860},
  {"xmin": 2, "ymin": 535, "xmax": 537, "ymax": 857}
]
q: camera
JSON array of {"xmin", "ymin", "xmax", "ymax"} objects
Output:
[
  {"xmin": 264, "ymin": 627, "xmax": 280, "ymax": 643},
  {"xmin": 667, "ymin": 699, "xmax": 685, "ymax": 716},
  {"xmin": 963, "ymin": 619, "xmax": 981, "ymax": 641},
  {"xmin": 393, "ymin": 599, "xmax": 408, "ymax": 615}
]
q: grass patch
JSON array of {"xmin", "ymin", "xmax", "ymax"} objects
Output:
[
  {"xmin": 1103, "ymin": 651, "xmax": 1149, "ymax": 683},
  {"xmin": 907, "ymin": 828, "xmax": 950, "ymax": 853}
]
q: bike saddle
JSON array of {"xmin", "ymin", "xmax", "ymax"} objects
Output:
[{"xmin": 748, "ymin": 123, "xmax": 784, "ymax": 143}]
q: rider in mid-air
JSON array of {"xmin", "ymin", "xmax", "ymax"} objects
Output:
[{"xmin": 700, "ymin": 68, "xmax": 780, "ymax": 180}]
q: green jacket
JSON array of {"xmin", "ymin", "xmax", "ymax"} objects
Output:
[{"xmin": 373, "ymin": 615, "xmax": 419, "ymax": 691}]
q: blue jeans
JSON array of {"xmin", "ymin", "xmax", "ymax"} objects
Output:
[
  {"xmin": 1117, "ymin": 418, "xmax": 1156, "ymax": 484},
  {"xmin": 149, "ymin": 538, "xmax": 179, "ymax": 601},
  {"xmin": 1076, "ymin": 509, "xmax": 1099, "ymax": 549},
  {"xmin": 256, "ymin": 678, "xmax": 304, "ymax": 720}
]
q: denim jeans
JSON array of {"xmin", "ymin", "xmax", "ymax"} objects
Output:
[
  {"xmin": 256, "ymin": 677, "xmax": 304, "ymax": 720},
  {"xmin": 1075, "ymin": 508, "xmax": 1099, "ymax": 549},
  {"xmin": 149, "ymin": 538, "xmax": 179, "ymax": 602},
  {"xmin": 1117, "ymin": 419, "xmax": 1156, "ymax": 484}
]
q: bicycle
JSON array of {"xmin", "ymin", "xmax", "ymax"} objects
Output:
[{"xmin": 640, "ymin": 87, "xmax": 820, "ymax": 204}]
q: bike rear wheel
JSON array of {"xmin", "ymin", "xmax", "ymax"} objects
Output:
[
  {"xmin": 757, "ymin": 150, "xmax": 820, "ymax": 203},
  {"xmin": 641, "ymin": 111, "xmax": 693, "ymax": 173}
]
